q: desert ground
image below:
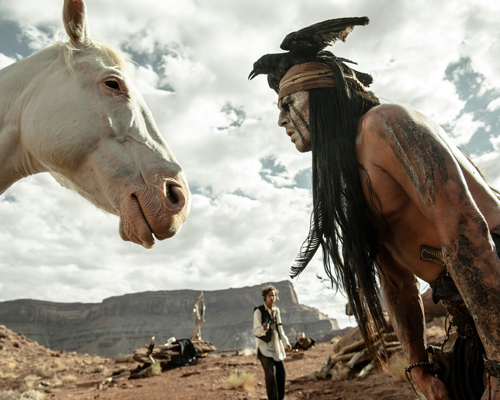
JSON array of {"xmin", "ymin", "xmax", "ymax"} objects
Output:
[{"xmin": 0, "ymin": 321, "xmax": 449, "ymax": 400}]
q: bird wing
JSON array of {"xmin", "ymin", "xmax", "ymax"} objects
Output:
[{"xmin": 280, "ymin": 17, "xmax": 370, "ymax": 53}]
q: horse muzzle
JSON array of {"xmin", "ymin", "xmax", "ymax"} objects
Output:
[{"xmin": 118, "ymin": 176, "xmax": 190, "ymax": 248}]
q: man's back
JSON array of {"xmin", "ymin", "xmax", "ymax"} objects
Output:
[{"xmin": 356, "ymin": 103, "xmax": 500, "ymax": 283}]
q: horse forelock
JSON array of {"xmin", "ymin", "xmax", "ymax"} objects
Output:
[{"xmin": 55, "ymin": 37, "xmax": 130, "ymax": 76}]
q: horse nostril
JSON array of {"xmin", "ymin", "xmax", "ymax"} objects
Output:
[{"xmin": 167, "ymin": 184, "xmax": 180, "ymax": 205}]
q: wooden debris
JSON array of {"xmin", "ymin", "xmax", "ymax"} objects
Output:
[
  {"xmin": 190, "ymin": 291, "xmax": 206, "ymax": 341},
  {"xmin": 316, "ymin": 325, "xmax": 403, "ymax": 381},
  {"xmin": 317, "ymin": 355, "xmax": 332, "ymax": 379},
  {"xmin": 357, "ymin": 360, "xmax": 375, "ymax": 380},
  {"xmin": 133, "ymin": 340, "xmax": 217, "ymax": 364},
  {"xmin": 347, "ymin": 348, "xmax": 369, "ymax": 369},
  {"xmin": 330, "ymin": 362, "xmax": 350, "ymax": 381},
  {"xmin": 336, "ymin": 338, "xmax": 366, "ymax": 356},
  {"xmin": 129, "ymin": 363, "xmax": 155, "ymax": 380}
]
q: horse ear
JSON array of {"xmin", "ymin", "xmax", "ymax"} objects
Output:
[{"xmin": 63, "ymin": 0, "xmax": 90, "ymax": 45}]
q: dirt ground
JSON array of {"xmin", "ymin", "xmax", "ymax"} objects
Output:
[{"xmin": 0, "ymin": 323, "xmax": 433, "ymax": 400}]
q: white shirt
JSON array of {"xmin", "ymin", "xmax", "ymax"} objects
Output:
[{"xmin": 253, "ymin": 303, "xmax": 290, "ymax": 361}]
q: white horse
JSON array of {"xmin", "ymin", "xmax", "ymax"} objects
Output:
[{"xmin": 0, "ymin": 0, "xmax": 190, "ymax": 249}]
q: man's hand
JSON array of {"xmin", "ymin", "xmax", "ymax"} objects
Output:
[
  {"xmin": 286, "ymin": 344, "xmax": 292, "ymax": 351},
  {"xmin": 413, "ymin": 371, "xmax": 451, "ymax": 400},
  {"xmin": 263, "ymin": 323, "xmax": 269, "ymax": 331}
]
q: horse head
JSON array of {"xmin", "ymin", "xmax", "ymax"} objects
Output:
[{"xmin": 0, "ymin": 0, "xmax": 190, "ymax": 248}]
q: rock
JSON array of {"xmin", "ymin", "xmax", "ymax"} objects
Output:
[
  {"xmin": 0, "ymin": 281, "xmax": 339, "ymax": 357},
  {"xmin": 320, "ymin": 326, "xmax": 353, "ymax": 343},
  {"xmin": 291, "ymin": 351, "xmax": 306, "ymax": 360}
]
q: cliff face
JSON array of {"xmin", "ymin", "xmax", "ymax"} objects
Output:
[{"xmin": 0, "ymin": 281, "xmax": 339, "ymax": 357}]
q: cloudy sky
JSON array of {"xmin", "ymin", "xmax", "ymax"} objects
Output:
[{"xmin": 1, "ymin": 0, "xmax": 499, "ymax": 330}]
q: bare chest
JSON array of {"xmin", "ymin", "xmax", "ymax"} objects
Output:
[{"xmin": 363, "ymin": 166, "xmax": 446, "ymax": 282}]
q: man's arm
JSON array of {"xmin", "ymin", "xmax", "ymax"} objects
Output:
[
  {"xmin": 364, "ymin": 104, "xmax": 500, "ymax": 361},
  {"xmin": 276, "ymin": 308, "xmax": 291, "ymax": 349},
  {"xmin": 378, "ymin": 245, "xmax": 450, "ymax": 400}
]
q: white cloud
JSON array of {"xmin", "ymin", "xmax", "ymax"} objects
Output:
[
  {"xmin": 0, "ymin": 53, "xmax": 16, "ymax": 69},
  {"xmin": 1, "ymin": 0, "xmax": 500, "ymax": 331},
  {"xmin": 475, "ymin": 135, "xmax": 500, "ymax": 187},
  {"xmin": 487, "ymin": 98, "xmax": 500, "ymax": 112},
  {"xmin": 18, "ymin": 23, "xmax": 54, "ymax": 51},
  {"xmin": 447, "ymin": 112, "xmax": 485, "ymax": 146}
]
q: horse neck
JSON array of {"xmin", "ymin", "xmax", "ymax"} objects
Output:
[{"xmin": 0, "ymin": 46, "xmax": 62, "ymax": 194}]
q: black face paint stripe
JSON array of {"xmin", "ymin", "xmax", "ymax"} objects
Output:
[
  {"xmin": 290, "ymin": 103, "xmax": 310, "ymax": 132},
  {"xmin": 289, "ymin": 102, "xmax": 309, "ymax": 142}
]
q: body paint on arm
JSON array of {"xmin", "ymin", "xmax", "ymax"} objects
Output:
[{"xmin": 379, "ymin": 114, "xmax": 449, "ymax": 208}]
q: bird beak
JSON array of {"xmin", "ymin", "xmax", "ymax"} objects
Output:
[{"xmin": 248, "ymin": 70, "xmax": 257, "ymax": 80}]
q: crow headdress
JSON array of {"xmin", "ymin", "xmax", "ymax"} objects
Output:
[{"xmin": 248, "ymin": 17, "xmax": 374, "ymax": 97}]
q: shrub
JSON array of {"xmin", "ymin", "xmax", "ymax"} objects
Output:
[
  {"xmin": 0, "ymin": 389, "xmax": 46, "ymax": 400},
  {"xmin": 61, "ymin": 375, "xmax": 78, "ymax": 383},
  {"xmin": 228, "ymin": 369, "xmax": 255, "ymax": 391},
  {"xmin": 92, "ymin": 365, "xmax": 106, "ymax": 374},
  {"xmin": 34, "ymin": 368, "xmax": 55, "ymax": 380},
  {"xmin": 388, "ymin": 352, "xmax": 407, "ymax": 383},
  {"xmin": 0, "ymin": 371, "xmax": 17, "ymax": 380},
  {"xmin": 146, "ymin": 363, "xmax": 162, "ymax": 377},
  {"xmin": 18, "ymin": 376, "xmax": 39, "ymax": 392}
]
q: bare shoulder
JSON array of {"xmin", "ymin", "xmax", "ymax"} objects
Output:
[
  {"xmin": 362, "ymin": 103, "xmax": 411, "ymax": 121},
  {"xmin": 360, "ymin": 103, "xmax": 441, "ymax": 138},
  {"xmin": 357, "ymin": 103, "xmax": 447, "ymax": 164}
]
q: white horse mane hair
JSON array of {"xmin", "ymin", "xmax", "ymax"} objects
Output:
[{"xmin": 53, "ymin": 29, "xmax": 131, "ymax": 76}]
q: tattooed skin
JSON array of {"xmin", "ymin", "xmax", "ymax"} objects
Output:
[
  {"xmin": 443, "ymin": 234, "xmax": 500, "ymax": 358},
  {"xmin": 380, "ymin": 114, "xmax": 449, "ymax": 207},
  {"xmin": 382, "ymin": 110, "xmax": 500, "ymax": 358},
  {"xmin": 374, "ymin": 107, "xmax": 500, "ymax": 362}
]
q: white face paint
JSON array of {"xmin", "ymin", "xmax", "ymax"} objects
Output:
[{"xmin": 277, "ymin": 91, "xmax": 311, "ymax": 153}]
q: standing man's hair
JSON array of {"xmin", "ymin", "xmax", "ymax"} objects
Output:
[{"xmin": 262, "ymin": 285, "xmax": 279, "ymax": 300}]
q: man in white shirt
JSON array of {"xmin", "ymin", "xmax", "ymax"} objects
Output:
[{"xmin": 254, "ymin": 285, "xmax": 291, "ymax": 400}]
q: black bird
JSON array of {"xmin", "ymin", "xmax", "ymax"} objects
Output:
[{"xmin": 249, "ymin": 17, "xmax": 370, "ymax": 93}]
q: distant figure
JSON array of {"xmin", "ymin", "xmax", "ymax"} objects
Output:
[
  {"xmin": 294, "ymin": 333, "xmax": 316, "ymax": 351},
  {"xmin": 254, "ymin": 285, "xmax": 291, "ymax": 400},
  {"xmin": 190, "ymin": 291, "xmax": 205, "ymax": 341}
]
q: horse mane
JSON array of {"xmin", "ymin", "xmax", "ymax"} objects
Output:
[{"xmin": 53, "ymin": 31, "xmax": 130, "ymax": 75}]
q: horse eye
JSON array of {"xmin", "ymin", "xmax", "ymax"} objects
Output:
[{"xmin": 105, "ymin": 80, "xmax": 120, "ymax": 90}]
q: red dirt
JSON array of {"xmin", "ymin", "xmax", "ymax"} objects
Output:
[{"xmin": 0, "ymin": 324, "xmax": 428, "ymax": 400}]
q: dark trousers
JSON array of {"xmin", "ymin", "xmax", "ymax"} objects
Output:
[{"xmin": 258, "ymin": 349, "xmax": 286, "ymax": 400}]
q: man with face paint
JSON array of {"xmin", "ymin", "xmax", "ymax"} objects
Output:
[{"xmin": 250, "ymin": 18, "xmax": 500, "ymax": 400}]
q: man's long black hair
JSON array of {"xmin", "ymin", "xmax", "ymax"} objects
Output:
[{"xmin": 290, "ymin": 59, "xmax": 389, "ymax": 363}]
